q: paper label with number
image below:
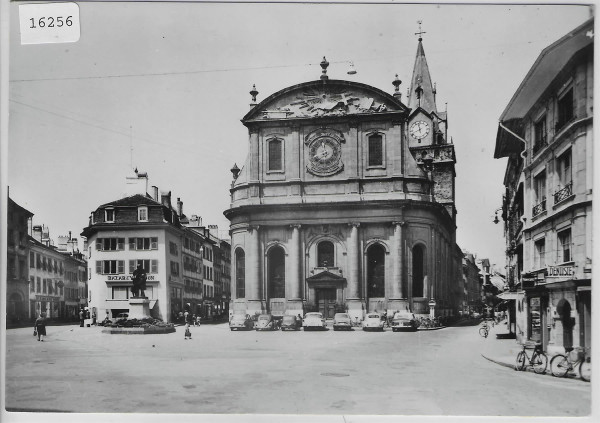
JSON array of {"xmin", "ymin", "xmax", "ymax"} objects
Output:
[{"xmin": 19, "ymin": 2, "xmax": 80, "ymax": 45}]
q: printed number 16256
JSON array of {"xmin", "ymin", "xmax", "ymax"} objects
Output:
[{"xmin": 29, "ymin": 16, "xmax": 73, "ymax": 29}]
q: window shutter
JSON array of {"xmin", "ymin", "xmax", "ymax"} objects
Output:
[
  {"xmin": 129, "ymin": 238, "xmax": 136, "ymax": 250},
  {"xmin": 151, "ymin": 237, "xmax": 158, "ymax": 250},
  {"xmin": 129, "ymin": 260, "xmax": 135, "ymax": 273},
  {"xmin": 96, "ymin": 238, "xmax": 101, "ymax": 250},
  {"xmin": 96, "ymin": 261, "xmax": 102, "ymax": 274},
  {"xmin": 118, "ymin": 260, "xmax": 125, "ymax": 274},
  {"xmin": 118, "ymin": 238, "xmax": 125, "ymax": 250}
]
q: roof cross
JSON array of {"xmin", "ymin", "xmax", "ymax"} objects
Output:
[{"xmin": 415, "ymin": 20, "xmax": 426, "ymax": 41}]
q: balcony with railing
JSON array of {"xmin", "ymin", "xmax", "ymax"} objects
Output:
[
  {"xmin": 532, "ymin": 198, "xmax": 546, "ymax": 219},
  {"xmin": 553, "ymin": 182, "xmax": 573, "ymax": 206}
]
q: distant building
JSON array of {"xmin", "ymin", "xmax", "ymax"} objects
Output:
[
  {"xmin": 494, "ymin": 19, "xmax": 592, "ymax": 352},
  {"xmin": 6, "ymin": 195, "xmax": 33, "ymax": 323},
  {"xmin": 462, "ymin": 252, "xmax": 482, "ymax": 315},
  {"xmin": 82, "ymin": 171, "xmax": 230, "ymax": 323}
]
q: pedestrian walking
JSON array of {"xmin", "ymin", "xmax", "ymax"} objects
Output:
[
  {"xmin": 192, "ymin": 314, "xmax": 197, "ymax": 326},
  {"xmin": 184, "ymin": 311, "xmax": 192, "ymax": 340},
  {"xmin": 196, "ymin": 315, "xmax": 201, "ymax": 327},
  {"xmin": 34, "ymin": 312, "xmax": 47, "ymax": 342},
  {"xmin": 92, "ymin": 311, "xmax": 97, "ymax": 326},
  {"xmin": 79, "ymin": 309, "xmax": 85, "ymax": 327}
]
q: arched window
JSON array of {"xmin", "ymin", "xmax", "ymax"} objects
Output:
[
  {"xmin": 235, "ymin": 248, "xmax": 245, "ymax": 298},
  {"xmin": 268, "ymin": 246, "xmax": 285, "ymax": 298},
  {"xmin": 412, "ymin": 245, "xmax": 425, "ymax": 297},
  {"xmin": 268, "ymin": 139, "xmax": 283, "ymax": 171},
  {"xmin": 368, "ymin": 134, "xmax": 383, "ymax": 167},
  {"xmin": 367, "ymin": 244, "xmax": 385, "ymax": 298},
  {"xmin": 317, "ymin": 241, "xmax": 334, "ymax": 267}
]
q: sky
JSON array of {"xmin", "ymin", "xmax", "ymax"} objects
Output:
[{"xmin": 7, "ymin": 1, "xmax": 592, "ymax": 269}]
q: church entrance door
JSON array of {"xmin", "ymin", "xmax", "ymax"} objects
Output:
[{"xmin": 317, "ymin": 289, "xmax": 336, "ymax": 319}]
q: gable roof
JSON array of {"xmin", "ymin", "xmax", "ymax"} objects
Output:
[
  {"xmin": 500, "ymin": 18, "xmax": 593, "ymax": 121},
  {"xmin": 306, "ymin": 270, "xmax": 346, "ymax": 282},
  {"xmin": 243, "ymin": 79, "xmax": 408, "ymax": 123}
]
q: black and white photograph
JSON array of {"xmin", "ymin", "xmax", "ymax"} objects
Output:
[{"xmin": 1, "ymin": 1, "xmax": 596, "ymax": 422}]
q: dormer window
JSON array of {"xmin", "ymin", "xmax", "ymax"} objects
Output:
[
  {"xmin": 105, "ymin": 208, "xmax": 115, "ymax": 223},
  {"xmin": 138, "ymin": 206, "xmax": 148, "ymax": 222}
]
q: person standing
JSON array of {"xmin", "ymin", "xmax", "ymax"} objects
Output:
[
  {"xmin": 92, "ymin": 310, "xmax": 97, "ymax": 326},
  {"xmin": 79, "ymin": 309, "xmax": 85, "ymax": 327},
  {"xmin": 184, "ymin": 311, "xmax": 192, "ymax": 340},
  {"xmin": 34, "ymin": 312, "xmax": 47, "ymax": 342}
]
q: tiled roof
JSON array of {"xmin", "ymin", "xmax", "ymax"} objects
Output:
[{"xmin": 98, "ymin": 194, "xmax": 161, "ymax": 209}]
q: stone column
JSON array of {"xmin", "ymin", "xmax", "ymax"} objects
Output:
[
  {"xmin": 287, "ymin": 224, "xmax": 304, "ymax": 316},
  {"xmin": 346, "ymin": 222, "xmax": 363, "ymax": 322},
  {"xmin": 388, "ymin": 221, "xmax": 409, "ymax": 313},
  {"xmin": 246, "ymin": 225, "xmax": 263, "ymax": 314}
]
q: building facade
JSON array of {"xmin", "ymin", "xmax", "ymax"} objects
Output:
[
  {"xmin": 494, "ymin": 18, "xmax": 593, "ymax": 353},
  {"xmin": 82, "ymin": 172, "xmax": 231, "ymax": 323},
  {"xmin": 6, "ymin": 196, "xmax": 33, "ymax": 324},
  {"xmin": 462, "ymin": 252, "xmax": 482, "ymax": 315},
  {"xmin": 225, "ymin": 37, "xmax": 462, "ymax": 321}
]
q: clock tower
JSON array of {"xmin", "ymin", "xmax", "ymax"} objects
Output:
[{"xmin": 406, "ymin": 29, "xmax": 456, "ymax": 223}]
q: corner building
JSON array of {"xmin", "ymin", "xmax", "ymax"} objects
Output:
[{"xmin": 225, "ymin": 38, "xmax": 462, "ymax": 321}]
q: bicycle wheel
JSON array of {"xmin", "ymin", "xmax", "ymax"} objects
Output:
[
  {"xmin": 550, "ymin": 354, "xmax": 570, "ymax": 377},
  {"xmin": 515, "ymin": 351, "xmax": 526, "ymax": 371},
  {"xmin": 579, "ymin": 357, "xmax": 591, "ymax": 382},
  {"xmin": 532, "ymin": 352, "xmax": 548, "ymax": 374},
  {"xmin": 479, "ymin": 327, "xmax": 488, "ymax": 338}
]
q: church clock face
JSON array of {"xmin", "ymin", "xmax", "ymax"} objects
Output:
[
  {"xmin": 410, "ymin": 120, "xmax": 430, "ymax": 140},
  {"xmin": 305, "ymin": 129, "xmax": 344, "ymax": 177}
]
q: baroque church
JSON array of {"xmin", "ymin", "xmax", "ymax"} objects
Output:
[{"xmin": 224, "ymin": 35, "xmax": 462, "ymax": 321}]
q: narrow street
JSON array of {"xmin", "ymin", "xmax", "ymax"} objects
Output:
[{"xmin": 5, "ymin": 322, "xmax": 590, "ymax": 416}]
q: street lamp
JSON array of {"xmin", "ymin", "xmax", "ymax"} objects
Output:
[{"xmin": 493, "ymin": 207, "xmax": 503, "ymax": 224}]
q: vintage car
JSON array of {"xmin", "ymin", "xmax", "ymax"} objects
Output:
[
  {"xmin": 332, "ymin": 313, "xmax": 352, "ymax": 331},
  {"xmin": 391, "ymin": 311, "xmax": 418, "ymax": 332},
  {"xmin": 362, "ymin": 313, "xmax": 384, "ymax": 331},
  {"xmin": 229, "ymin": 314, "xmax": 254, "ymax": 331},
  {"xmin": 255, "ymin": 314, "xmax": 278, "ymax": 331},
  {"xmin": 303, "ymin": 312, "xmax": 327, "ymax": 331},
  {"xmin": 281, "ymin": 314, "xmax": 302, "ymax": 331}
]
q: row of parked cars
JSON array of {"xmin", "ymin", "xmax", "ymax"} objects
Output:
[{"xmin": 229, "ymin": 311, "xmax": 419, "ymax": 332}]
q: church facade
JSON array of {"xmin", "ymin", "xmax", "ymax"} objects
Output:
[{"xmin": 225, "ymin": 38, "xmax": 462, "ymax": 321}]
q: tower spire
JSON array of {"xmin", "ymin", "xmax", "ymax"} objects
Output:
[{"xmin": 407, "ymin": 21, "xmax": 437, "ymax": 115}]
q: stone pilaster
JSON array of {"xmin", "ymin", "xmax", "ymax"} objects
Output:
[
  {"xmin": 388, "ymin": 221, "xmax": 409, "ymax": 313},
  {"xmin": 287, "ymin": 224, "xmax": 304, "ymax": 316},
  {"xmin": 246, "ymin": 225, "xmax": 264, "ymax": 314},
  {"xmin": 346, "ymin": 222, "xmax": 364, "ymax": 322}
]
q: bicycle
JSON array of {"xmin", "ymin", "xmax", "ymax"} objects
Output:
[
  {"xmin": 479, "ymin": 322, "xmax": 490, "ymax": 338},
  {"xmin": 515, "ymin": 342, "xmax": 548, "ymax": 374},
  {"xmin": 550, "ymin": 347, "xmax": 591, "ymax": 382}
]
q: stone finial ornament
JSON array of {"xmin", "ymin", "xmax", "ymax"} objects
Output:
[{"xmin": 320, "ymin": 56, "xmax": 329, "ymax": 80}]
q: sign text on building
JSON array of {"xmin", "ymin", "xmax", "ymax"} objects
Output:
[
  {"xmin": 107, "ymin": 275, "xmax": 156, "ymax": 282},
  {"xmin": 546, "ymin": 266, "xmax": 574, "ymax": 277}
]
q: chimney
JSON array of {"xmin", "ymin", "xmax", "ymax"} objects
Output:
[
  {"xmin": 160, "ymin": 191, "xmax": 172, "ymax": 209},
  {"xmin": 208, "ymin": 224, "xmax": 218, "ymax": 237},
  {"xmin": 152, "ymin": 186, "xmax": 159, "ymax": 202},
  {"xmin": 57, "ymin": 236, "xmax": 69, "ymax": 252},
  {"xmin": 177, "ymin": 198, "xmax": 183, "ymax": 217},
  {"xmin": 124, "ymin": 169, "xmax": 149, "ymax": 197},
  {"xmin": 32, "ymin": 225, "xmax": 43, "ymax": 242}
]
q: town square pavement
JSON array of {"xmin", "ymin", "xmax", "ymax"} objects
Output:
[{"xmin": 3, "ymin": 320, "xmax": 593, "ymax": 422}]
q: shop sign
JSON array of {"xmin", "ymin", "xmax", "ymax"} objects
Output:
[
  {"xmin": 547, "ymin": 266, "xmax": 574, "ymax": 277},
  {"xmin": 107, "ymin": 275, "xmax": 156, "ymax": 282},
  {"xmin": 35, "ymin": 295, "xmax": 58, "ymax": 302}
]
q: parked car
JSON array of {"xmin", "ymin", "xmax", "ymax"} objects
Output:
[
  {"xmin": 116, "ymin": 312, "xmax": 129, "ymax": 320},
  {"xmin": 281, "ymin": 314, "xmax": 302, "ymax": 331},
  {"xmin": 391, "ymin": 311, "xmax": 418, "ymax": 332},
  {"xmin": 333, "ymin": 313, "xmax": 352, "ymax": 331},
  {"xmin": 363, "ymin": 313, "xmax": 384, "ymax": 331},
  {"xmin": 255, "ymin": 314, "xmax": 277, "ymax": 331},
  {"xmin": 229, "ymin": 314, "xmax": 254, "ymax": 331},
  {"xmin": 303, "ymin": 312, "xmax": 327, "ymax": 331}
]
